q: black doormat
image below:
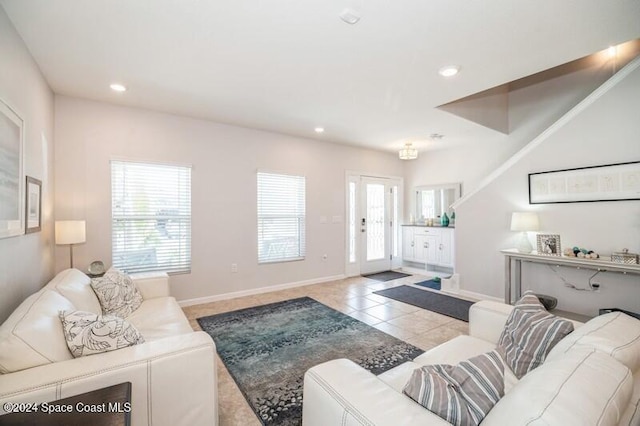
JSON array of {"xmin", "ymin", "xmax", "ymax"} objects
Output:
[
  {"xmin": 414, "ymin": 278, "xmax": 442, "ymax": 290},
  {"xmin": 362, "ymin": 270, "xmax": 411, "ymax": 282},
  {"xmin": 374, "ymin": 285, "xmax": 473, "ymax": 322}
]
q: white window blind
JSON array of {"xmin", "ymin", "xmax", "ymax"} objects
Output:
[
  {"xmin": 111, "ymin": 160, "xmax": 191, "ymax": 274},
  {"xmin": 257, "ymin": 172, "xmax": 306, "ymax": 264}
]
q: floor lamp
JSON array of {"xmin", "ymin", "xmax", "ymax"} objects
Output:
[{"xmin": 55, "ymin": 220, "xmax": 86, "ymax": 269}]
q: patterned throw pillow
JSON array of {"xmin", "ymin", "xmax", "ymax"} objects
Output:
[
  {"xmin": 90, "ymin": 267, "xmax": 143, "ymax": 318},
  {"xmin": 59, "ymin": 310, "xmax": 144, "ymax": 358},
  {"xmin": 497, "ymin": 291, "xmax": 574, "ymax": 379},
  {"xmin": 403, "ymin": 350, "xmax": 506, "ymax": 426}
]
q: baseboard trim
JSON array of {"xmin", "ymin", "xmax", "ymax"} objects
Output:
[
  {"xmin": 457, "ymin": 289, "xmax": 503, "ymax": 303},
  {"xmin": 178, "ymin": 274, "xmax": 347, "ymax": 307}
]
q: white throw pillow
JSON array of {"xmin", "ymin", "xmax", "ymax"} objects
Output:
[
  {"xmin": 59, "ymin": 310, "xmax": 145, "ymax": 358},
  {"xmin": 90, "ymin": 267, "xmax": 143, "ymax": 318}
]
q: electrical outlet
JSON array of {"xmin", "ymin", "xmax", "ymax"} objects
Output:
[{"xmin": 231, "ymin": 263, "xmax": 238, "ymax": 273}]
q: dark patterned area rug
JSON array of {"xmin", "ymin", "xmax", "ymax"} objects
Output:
[
  {"xmin": 197, "ymin": 297, "xmax": 423, "ymax": 426},
  {"xmin": 362, "ymin": 270, "xmax": 411, "ymax": 281},
  {"xmin": 374, "ymin": 285, "xmax": 473, "ymax": 322}
]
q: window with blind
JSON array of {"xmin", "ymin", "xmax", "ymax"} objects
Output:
[
  {"xmin": 257, "ymin": 172, "xmax": 306, "ymax": 264},
  {"xmin": 111, "ymin": 160, "xmax": 191, "ymax": 274}
]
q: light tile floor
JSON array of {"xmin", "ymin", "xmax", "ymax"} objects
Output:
[{"xmin": 182, "ymin": 273, "xmax": 473, "ymax": 426}]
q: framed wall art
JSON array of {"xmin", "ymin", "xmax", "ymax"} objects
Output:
[
  {"xmin": 536, "ymin": 234, "xmax": 561, "ymax": 256},
  {"xmin": 529, "ymin": 161, "xmax": 640, "ymax": 204},
  {"xmin": 25, "ymin": 176, "xmax": 42, "ymax": 233},
  {"xmin": 0, "ymin": 98, "xmax": 24, "ymax": 239}
]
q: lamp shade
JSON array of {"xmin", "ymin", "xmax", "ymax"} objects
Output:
[
  {"xmin": 55, "ymin": 220, "xmax": 86, "ymax": 245},
  {"xmin": 510, "ymin": 212, "xmax": 539, "ymax": 232}
]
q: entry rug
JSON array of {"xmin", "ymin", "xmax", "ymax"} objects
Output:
[
  {"xmin": 362, "ymin": 270, "xmax": 411, "ymax": 282},
  {"xmin": 197, "ymin": 297, "xmax": 423, "ymax": 426},
  {"xmin": 414, "ymin": 278, "xmax": 443, "ymax": 290},
  {"xmin": 374, "ymin": 285, "xmax": 473, "ymax": 322}
]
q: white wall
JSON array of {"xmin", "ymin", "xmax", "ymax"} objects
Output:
[
  {"xmin": 404, "ymin": 58, "xmax": 624, "ymax": 211},
  {"xmin": 454, "ymin": 62, "xmax": 640, "ymax": 316},
  {"xmin": 0, "ymin": 7, "xmax": 55, "ymax": 322},
  {"xmin": 54, "ymin": 96, "xmax": 403, "ymax": 302}
]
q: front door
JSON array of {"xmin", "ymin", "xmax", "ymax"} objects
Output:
[{"xmin": 360, "ymin": 177, "xmax": 392, "ymax": 274}]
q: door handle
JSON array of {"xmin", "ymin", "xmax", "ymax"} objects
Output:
[
  {"xmin": 439, "ymin": 244, "xmax": 443, "ymax": 250},
  {"xmin": 411, "ymin": 241, "xmax": 414, "ymax": 247}
]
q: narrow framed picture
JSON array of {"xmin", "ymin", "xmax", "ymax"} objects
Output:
[
  {"xmin": 25, "ymin": 176, "xmax": 42, "ymax": 233},
  {"xmin": 0, "ymin": 98, "xmax": 25, "ymax": 238},
  {"xmin": 536, "ymin": 234, "xmax": 561, "ymax": 256}
]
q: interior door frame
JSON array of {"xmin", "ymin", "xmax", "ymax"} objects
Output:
[{"xmin": 344, "ymin": 171, "xmax": 403, "ymax": 277}]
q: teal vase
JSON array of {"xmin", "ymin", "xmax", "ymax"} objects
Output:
[{"xmin": 441, "ymin": 212, "xmax": 450, "ymax": 227}]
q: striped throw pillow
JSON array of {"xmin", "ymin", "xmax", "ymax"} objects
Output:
[
  {"xmin": 403, "ymin": 350, "xmax": 506, "ymax": 426},
  {"xmin": 498, "ymin": 291, "xmax": 574, "ymax": 379}
]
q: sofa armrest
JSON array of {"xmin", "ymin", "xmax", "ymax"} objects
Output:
[
  {"xmin": 131, "ymin": 272, "xmax": 170, "ymax": 299},
  {"xmin": 303, "ymin": 359, "xmax": 451, "ymax": 426},
  {"xmin": 468, "ymin": 300, "xmax": 514, "ymax": 344},
  {"xmin": 0, "ymin": 331, "xmax": 217, "ymax": 426}
]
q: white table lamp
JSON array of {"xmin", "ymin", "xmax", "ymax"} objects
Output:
[
  {"xmin": 55, "ymin": 220, "xmax": 86, "ymax": 268},
  {"xmin": 510, "ymin": 212, "xmax": 539, "ymax": 253}
]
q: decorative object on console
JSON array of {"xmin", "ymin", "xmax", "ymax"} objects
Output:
[
  {"xmin": 536, "ymin": 233, "xmax": 561, "ymax": 256},
  {"xmin": 398, "ymin": 142, "xmax": 418, "ymax": 160},
  {"xmin": 440, "ymin": 212, "xmax": 450, "ymax": 227},
  {"xmin": 0, "ymin": 98, "xmax": 25, "ymax": 239},
  {"xmin": 25, "ymin": 176, "xmax": 42, "ymax": 233},
  {"xmin": 563, "ymin": 246, "xmax": 600, "ymax": 259},
  {"xmin": 510, "ymin": 212, "xmax": 539, "ymax": 253},
  {"xmin": 529, "ymin": 161, "xmax": 640, "ymax": 204},
  {"xmin": 611, "ymin": 248, "xmax": 639, "ymax": 265},
  {"xmin": 55, "ymin": 220, "xmax": 86, "ymax": 268}
]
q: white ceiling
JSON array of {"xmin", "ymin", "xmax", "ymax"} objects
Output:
[{"xmin": 2, "ymin": 0, "xmax": 640, "ymax": 153}]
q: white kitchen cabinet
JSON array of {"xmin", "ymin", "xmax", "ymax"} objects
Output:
[{"xmin": 402, "ymin": 226, "xmax": 455, "ymax": 270}]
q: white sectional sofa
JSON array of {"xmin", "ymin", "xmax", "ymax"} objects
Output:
[
  {"xmin": 0, "ymin": 268, "xmax": 218, "ymax": 426},
  {"xmin": 303, "ymin": 300, "xmax": 640, "ymax": 426}
]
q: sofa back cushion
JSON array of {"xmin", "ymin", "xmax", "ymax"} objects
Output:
[
  {"xmin": 483, "ymin": 350, "xmax": 632, "ymax": 426},
  {"xmin": 44, "ymin": 269, "xmax": 102, "ymax": 314},
  {"xmin": 547, "ymin": 311, "xmax": 640, "ymax": 372},
  {"xmin": 0, "ymin": 291, "xmax": 75, "ymax": 373}
]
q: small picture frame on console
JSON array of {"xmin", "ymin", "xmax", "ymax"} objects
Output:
[{"xmin": 536, "ymin": 234, "xmax": 561, "ymax": 256}]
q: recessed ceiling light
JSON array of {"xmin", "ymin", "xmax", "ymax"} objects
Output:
[
  {"xmin": 314, "ymin": 127, "xmax": 325, "ymax": 133},
  {"xmin": 339, "ymin": 8, "xmax": 361, "ymax": 25},
  {"xmin": 438, "ymin": 66, "xmax": 460, "ymax": 77},
  {"xmin": 607, "ymin": 45, "xmax": 617, "ymax": 58},
  {"xmin": 429, "ymin": 133, "xmax": 445, "ymax": 140},
  {"xmin": 110, "ymin": 83, "xmax": 127, "ymax": 92}
]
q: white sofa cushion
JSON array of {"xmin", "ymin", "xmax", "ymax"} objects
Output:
[
  {"xmin": 483, "ymin": 350, "xmax": 633, "ymax": 426},
  {"xmin": 403, "ymin": 350, "xmax": 506, "ymax": 426},
  {"xmin": 497, "ymin": 292, "xmax": 574, "ymax": 379},
  {"xmin": 619, "ymin": 369, "xmax": 640, "ymax": 426},
  {"xmin": 44, "ymin": 269, "xmax": 102, "ymax": 314},
  {"xmin": 408, "ymin": 336, "xmax": 518, "ymax": 394},
  {"xmin": 91, "ymin": 268, "xmax": 143, "ymax": 318},
  {"xmin": 126, "ymin": 297, "xmax": 193, "ymax": 341},
  {"xmin": 547, "ymin": 311, "xmax": 640, "ymax": 372},
  {"xmin": 0, "ymin": 291, "xmax": 75, "ymax": 373},
  {"xmin": 59, "ymin": 310, "xmax": 145, "ymax": 357}
]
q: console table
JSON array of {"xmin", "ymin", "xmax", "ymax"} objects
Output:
[{"xmin": 502, "ymin": 248, "xmax": 640, "ymax": 306}]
